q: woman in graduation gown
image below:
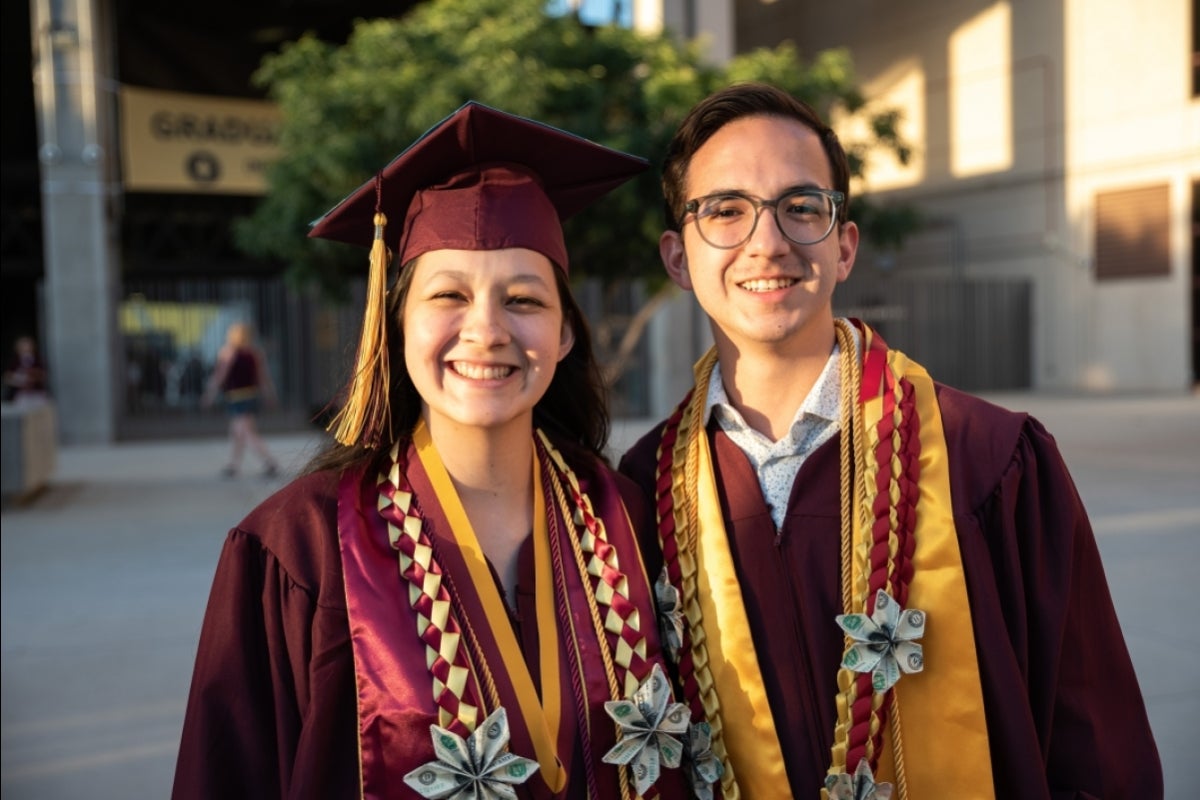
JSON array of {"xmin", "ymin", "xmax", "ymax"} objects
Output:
[{"xmin": 172, "ymin": 103, "xmax": 696, "ymax": 800}]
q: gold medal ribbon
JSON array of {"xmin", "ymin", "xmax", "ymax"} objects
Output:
[{"xmin": 413, "ymin": 420, "xmax": 568, "ymax": 793}]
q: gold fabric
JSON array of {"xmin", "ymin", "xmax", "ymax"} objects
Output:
[
  {"xmin": 667, "ymin": 323, "xmax": 995, "ymax": 797},
  {"xmin": 859, "ymin": 347, "xmax": 994, "ymax": 797},
  {"xmin": 413, "ymin": 420, "xmax": 568, "ymax": 792}
]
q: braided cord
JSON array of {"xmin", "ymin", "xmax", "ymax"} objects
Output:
[
  {"xmin": 543, "ymin": 455, "xmax": 616, "ymax": 799},
  {"xmin": 656, "ymin": 328, "xmax": 924, "ymax": 800},
  {"xmin": 435, "ymin": 546, "xmax": 503, "ymax": 716},
  {"xmin": 835, "ymin": 320, "xmax": 859, "ymax": 612},
  {"xmin": 830, "ymin": 320, "xmax": 866, "ymax": 778},
  {"xmin": 539, "ymin": 439, "xmax": 636, "ymax": 800},
  {"xmin": 539, "ymin": 433, "xmax": 649, "ymax": 696},
  {"xmin": 654, "ymin": 351, "xmax": 743, "ymax": 800},
  {"xmin": 379, "ymin": 442, "xmax": 485, "ymax": 734},
  {"xmin": 382, "ymin": 434, "xmax": 660, "ymax": 798},
  {"xmin": 829, "ymin": 322, "xmax": 918, "ymax": 800},
  {"xmin": 653, "ymin": 397, "xmax": 708, "ymax": 719},
  {"xmin": 844, "ymin": 349, "xmax": 902, "ymax": 773},
  {"xmin": 538, "ymin": 433, "xmax": 649, "ymax": 690}
]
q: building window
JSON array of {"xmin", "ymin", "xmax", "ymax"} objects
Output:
[{"xmin": 1095, "ymin": 184, "xmax": 1171, "ymax": 280}]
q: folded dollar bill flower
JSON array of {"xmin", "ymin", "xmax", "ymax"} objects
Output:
[
  {"xmin": 602, "ymin": 663, "xmax": 689, "ymax": 795},
  {"xmin": 836, "ymin": 589, "xmax": 926, "ymax": 693},
  {"xmin": 655, "ymin": 567, "xmax": 685, "ymax": 662},
  {"xmin": 403, "ymin": 707, "xmax": 538, "ymax": 800},
  {"xmin": 684, "ymin": 720, "xmax": 724, "ymax": 800},
  {"xmin": 824, "ymin": 759, "xmax": 894, "ymax": 800}
]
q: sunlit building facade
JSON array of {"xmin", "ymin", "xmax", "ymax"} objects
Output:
[{"xmin": 641, "ymin": 0, "xmax": 1198, "ymax": 394}]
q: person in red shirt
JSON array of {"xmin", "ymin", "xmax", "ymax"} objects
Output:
[
  {"xmin": 3, "ymin": 334, "xmax": 49, "ymax": 404},
  {"xmin": 203, "ymin": 321, "xmax": 279, "ymax": 478}
]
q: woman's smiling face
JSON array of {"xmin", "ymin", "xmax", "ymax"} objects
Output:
[{"xmin": 402, "ymin": 247, "xmax": 574, "ymax": 437}]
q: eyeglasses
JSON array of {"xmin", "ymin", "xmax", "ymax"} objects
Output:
[{"xmin": 682, "ymin": 188, "xmax": 845, "ymax": 249}]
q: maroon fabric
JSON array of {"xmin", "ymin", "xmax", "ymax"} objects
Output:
[
  {"xmin": 619, "ymin": 383, "xmax": 1162, "ymax": 800},
  {"xmin": 306, "ymin": 101, "xmax": 648, "ymax": 263},
  {"xmin": 399, "ymin": 165, "xmax": 567, "ymax": 271},
  {"xmin": 220, "ymin": 348, "xmax": 259, "ymax": 393},
  {"xmin": 172, "ymin": 445, "xmax": 689, "ymax": 800}
]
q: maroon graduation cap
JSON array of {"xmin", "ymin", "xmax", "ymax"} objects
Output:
[{"xmin": 307, "ymin": 100, "xmax": 648, "ymax": 274}]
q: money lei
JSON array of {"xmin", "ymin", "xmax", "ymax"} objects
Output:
[
  {"xmin": 684, "ymin": 721, "xmax": 724, "ymax": 800},
  {"xmin": 827, "ymin": 321, "xmax": 918, "ymax": 797},
  {"xmin": 602, "ymin": 663, "xmax": 690, "ymax": 796},
  {"xmin": 653, "ymin": 322, "xmax": 926, "ymax": 799},
  {"xmin": 385, "ymin": 429, "xmax": 676, "ymax": 798},
  {"xmin": 404, "ymin": 707, "xmax": 539, "ymax": 800},
  {"xmin": 837, "ymin": 589, "xmax": 926, "ymax": 693},
  {"xmin": 825, "ymin": 759, "xmax": 895, "ymax": 800},
  {"xmin": 654, "ymin": 567, "xmax": 684, "ymax": 663}
]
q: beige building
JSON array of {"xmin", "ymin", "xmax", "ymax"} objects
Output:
[{"xmin": 639, "ymin": 0, "xmax": 1198, "ymax": 395}]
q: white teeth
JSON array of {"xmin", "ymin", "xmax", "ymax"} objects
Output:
[
  {"xmin": 739, "ymin": 278, "xmax": 796, "ymax": 292},
  {"xmin": 451, "ymin": 362, "xmax": 514, "ymax": 380}
]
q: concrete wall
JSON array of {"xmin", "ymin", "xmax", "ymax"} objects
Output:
[
  {"xmin": 704, "ymin": 0, "xmax": 1196, "ymax": 392},
  {"xmin": 635, "ymin": 0, "xmax": 734, "ymax": 62},
  {"xmin": 1061, "ymin": 0, "xmax": 1198, "ymax": 391}
]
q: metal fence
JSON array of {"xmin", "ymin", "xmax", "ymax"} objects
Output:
[
  {"xmin": 116, "ymin": 274, "xmax": 1033, "ymax": 437},
  {"xmin": 833, "ymin": 276, "xmax": 1033, "ymax": 391},
  {"xmin": 118, "ymin": 277, "xmax": 364, "ymax": 438}
]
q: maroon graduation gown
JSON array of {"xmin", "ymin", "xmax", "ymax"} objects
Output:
[
  {"xmin": 619, "ymin": 383, "xmax": 1162, "ymax": 800},
  {"xmin": 172, "ymin": 451, "xmax": 688, "ymax": 800}
]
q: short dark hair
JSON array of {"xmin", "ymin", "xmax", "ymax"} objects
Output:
[
  {"xmin": 305, "ymin": 258, "xmax": 610, "ymax": 477},
  {"xmin": 661, "ymin": 81, "xmax": 852, "ymax": 231}
]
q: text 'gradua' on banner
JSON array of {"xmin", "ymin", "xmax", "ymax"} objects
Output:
[{"xmin": 119, "ymin": 85, "xmax": 282, "ymax": 195}]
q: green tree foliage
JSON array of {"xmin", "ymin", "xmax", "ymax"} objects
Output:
[{"xmin": 235, "ymin": 0, "xmax": 913, "ymax": 299}]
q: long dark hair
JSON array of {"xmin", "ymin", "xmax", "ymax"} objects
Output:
[
  {"xmin": 661, "ymin": 81, "xmax": 852, "ymax": 231},
  {"xmin": 304, "ymin": 257, "xmax": 609, "ymax": 477}
]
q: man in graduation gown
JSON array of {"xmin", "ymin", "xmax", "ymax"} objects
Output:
[{"xmin": 619, "ymin": 82, "xmax": 1162, "ymax": 799}]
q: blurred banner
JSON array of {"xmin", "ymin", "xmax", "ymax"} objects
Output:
[{"xmin": 120, "ymin": 86, "xmax": 281, "ymax": 195}]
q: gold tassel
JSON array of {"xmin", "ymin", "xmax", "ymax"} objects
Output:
[{"xmin": 328, "ymin": 210, "xmax": 392, "ymax": 447}]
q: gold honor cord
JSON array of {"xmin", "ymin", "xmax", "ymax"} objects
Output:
[{"xmin": 413, "ymin": 422, "xmax": 568, "ymax": 793}]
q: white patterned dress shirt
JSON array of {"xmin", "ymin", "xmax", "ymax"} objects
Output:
[{"xmin": 703, "ymin": 323, "xmax": 860, "ymax": 530}]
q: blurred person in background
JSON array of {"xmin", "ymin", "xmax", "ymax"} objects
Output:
[
  {"xmin": 2, "ymin": 334, "xmax": 49, "ymax": 405},
  {"xmin": 202, "ymin": 320, "xmax": 279, "ymax": 479},
  {"xmin": 620, "ymin": 81, "xmax": 1161, "ymax": 800},
  {"xmin": 172, "ymin": 103, "xmax": 691, "ymax": 800}
]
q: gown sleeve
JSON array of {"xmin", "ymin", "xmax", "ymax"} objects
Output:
[
  {"xmin": 958, "ymin": 411, "xmax": 1163, "ymax": 800},
  {"xmin": 171, "ymin": 475, "xmax": 359, "ymax": 799}
]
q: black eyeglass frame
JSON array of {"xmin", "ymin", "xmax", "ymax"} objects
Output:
[{"xmin": 682, "ymin": 188, "xmax": 846, "ymax": 249}]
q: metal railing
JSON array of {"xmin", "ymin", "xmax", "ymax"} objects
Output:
[
  {"xmin": 834, "ymin": 277, "xmax": 1032, "ymax": 391},
  {"xmin": 117, "ymin": 277, "xmax": 363, "ymax": 438}
]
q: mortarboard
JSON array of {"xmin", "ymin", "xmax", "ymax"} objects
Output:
[
  {"xmin": 308, "ymin": 100, "xmax": 648, "ymax": 272},
  {"xmin": 308, "ymin": 101, "xmax": 648, "ymax": 447}
]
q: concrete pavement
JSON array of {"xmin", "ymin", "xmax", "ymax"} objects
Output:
[{"xmin": 2, "ymin": 393, "xmax": 1198, "ymax": 799}]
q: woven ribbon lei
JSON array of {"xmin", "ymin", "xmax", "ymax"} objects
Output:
[
  {"xmin": 652, "ymin": 320, "xmax": 919, "ymax": 799},
  {"xmin": 376, "ymin": 430, "xmax": 656, "ymax": 799},
  {"xmin": 829, "ymin": 319, "xmax": 919, "ymax": 798}
]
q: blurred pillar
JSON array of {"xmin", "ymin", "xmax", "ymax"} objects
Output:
[
  {"xmin": 647, "ymin": 290, "xmax": 712, "ymax": 418},
  {"xmin": 30, "ymin": 0, "xmax": 121, "ymax": 443},
  {"xmin": 636, "ymin": 0, "xmax": 734, "ymax": 62}
]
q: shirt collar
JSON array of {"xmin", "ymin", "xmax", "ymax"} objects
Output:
[{"xmin": 702, "ymin": 320, "xmax": 860, "ymax": 438}]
